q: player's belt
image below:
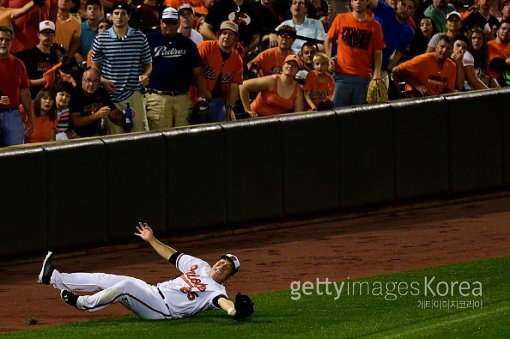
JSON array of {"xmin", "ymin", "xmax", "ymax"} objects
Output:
[{"xmin": 146, "ymin": 88, "xmax": 187, "ymax": 96}]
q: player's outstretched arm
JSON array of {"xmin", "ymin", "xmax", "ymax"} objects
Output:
[
  {"xmin": 218, "ymin": 297, "xmax": 237, "ymax": 317},
  {"xmin": 135, "ymin": 222, "xmax": 177, "ymax": 260}
]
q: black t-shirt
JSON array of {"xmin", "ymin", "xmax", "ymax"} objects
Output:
[
  {"xmin": 205, "ymin": 0, "xmax": 261, "ymax": 47},
  {"xmin": 69, "ymin": 86, "xmax": 116, "ymax": 137},
  {"xmin": 15, "ymin": 47, "xmax": 59, "ymax": 98}
]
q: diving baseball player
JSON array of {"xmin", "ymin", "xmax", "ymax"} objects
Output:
[{"xmin": 37, "ymin": 222, "xmax": 254, "ymax": 320}]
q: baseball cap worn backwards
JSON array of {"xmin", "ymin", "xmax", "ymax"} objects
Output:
[
  {"xmin": 39, "ymin": 20, "xmax": 55, "ymax": 32},
  {"xmin": 221, "ymin": 254, "xmax": 240, "ymax": 273},
  {"xmin": 446, "ymin": 11, "xmax": 462, "ymax": 21},
  {"xmin": 113, "ymin": 2, "xmax": 131, "ymax": 14},
  {"xmin": 162, "ymin": 7, "xmax": 179, "ymax": 23},
  {"xmin": 218, "ymin": 20, "xmax": 238, "ymax": 34},
  {"xmin": 277, "ymin": 25, "xmax": 297, "ymax": 39}
]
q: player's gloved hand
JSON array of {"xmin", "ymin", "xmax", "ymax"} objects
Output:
[{"xmin": 232, "ymin": 293, "xmax": 254, "ymax": 320}]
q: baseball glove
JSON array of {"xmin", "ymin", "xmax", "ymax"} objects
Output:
[
  {"xmin": 33, "ymin": 0, "xmax": 46, "ymax": 7},
  {"xmin": 189, "ymin": 99, "xmax": 209, "ymax": 125},
  {"xmin": 366, "ymin": 79, "xmax": 389, "ymax": 104},
  {"xmin": 316, "ymin": 99, "xmax": 334, "ymax": 111},
  {"xmin": 233, "ymin": 293, "xmax": 254, "ymax": 320}
]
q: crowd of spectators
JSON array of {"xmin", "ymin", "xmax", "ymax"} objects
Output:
[{"xmin": 1, "ymin": 0, "xmax": 510, "ymax": 147}]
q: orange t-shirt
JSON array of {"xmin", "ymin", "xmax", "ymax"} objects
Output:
[
  {"xmin": 397, "ymin": 52, "xmax": 457, "ymax": 96},
  {"xmin": 303, "ymin": 70, "xmax": 335, "ymax": 106},
  {"xmin": 197, "ymin": 40, "xmax": 243, "ymax": 98},
  {"xmin": 26, "ymin": 114, "xmax": 57, "ymax": 143},
  {"xmin": 250, "ymin": 75, "xmax": 300, "ymax": 116},
  {"xmin": 327, "ymin": 13, "xmax": 385, "ymax": 78},
  {"xmin": 487, "ymin": 40, "xmax": 510, "ymax": 78},
  {"xmin": 55, "ymin": 13, "xmax": 81, "ymax": 52},
  {"xmin": 250, "ymin": 47, "xmax": 293, "ymax": 77}
]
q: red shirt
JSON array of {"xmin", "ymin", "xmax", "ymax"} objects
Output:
[
  {"xmin": 304, "ymin": 70, "xmax": 335, "ymax": 106},
  {"xmin": 250, "ymin": 75, "xmax": 300, "ymax": 116},
  {"xmin": 0, "ymin": 53, "xmax": 30, "ymax": 110}
]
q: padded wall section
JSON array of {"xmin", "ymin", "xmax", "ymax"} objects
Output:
[
  {"xmin": 280, "ymin": 112, "xmax": 340, "ymax": 215},
  {"xmin": 223, "ymin": 119, "xmax": 283, "ymax": 223},
  {"xmin": 392, "ymin": 97, "xmax": 449, "ymax": 199},
  {"xmin": 164, "ymin": 126, "xmax": 225, "ymax": 231},
  {"xmin": 447, "ymin": 92, "xmax": 503, "ymax": 193},
  {"xmin": 337, "ymin": 105, "xmax": 395, "ymax": 207},
  {"xmin": 0, "ymin": 147, "xmax": 47, "ymax": 256},
  {"xmin": 103, "ymin": 132, "xmax": 166, "ymax": 238},
  {"xmin": 44, "ymin": 139, "xmax": 108, "ymax": 248},
  {"xmin": 501, "ymin": 88, "xmax": 510, "ymax": 186}
]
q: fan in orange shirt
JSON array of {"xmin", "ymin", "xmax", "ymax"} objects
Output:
[
  {"xmin": 392, "ymin": 35, "xmax": 457, "ymax": 96},
  {"xmin": 246, "ymin": 25, "xmax": 296, "ymax": 77},
  {"xmin": 304, "ymin": 52, "xmax": 335, "ymax": 110}
]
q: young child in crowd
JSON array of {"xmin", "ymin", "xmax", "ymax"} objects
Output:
[
  {"xmin": 54, "ymin": 79, "xmax": 77, "ymax": 140},
  {"xmin": 26, "ymin": 88, "xmax": 58, "ymax": 143},
  {"xmin": 303, "ymin": 52, "xmax": 335, "ymax": 111}
]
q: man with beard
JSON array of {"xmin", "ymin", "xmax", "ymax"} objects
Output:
[
  {"xmin": 369, "ymin": 0, "xmax": 417, "ymax": 89},
  {"xmin": 423, "ymin": 0, "xmax": 456, "ymax": 33},
  {"xmin": 196, "ymin": 20, "xmax": 242, "ymax": 122},
  {"xmin": 15, "ymin": 20, "xmax": 59, "ymax": 98},
  {"xmin": 145, "ymin": 7, "xmax": 207, "ymax": 129},
  {"xmin": 487, "ymin": 19, "xmax": 510, "ymax": 86},
  {"xmin": 324, "ymin": 0, "xmax": 384, "ymax": 107},
  {"xmin": 392, "ymin": 35, "xmax": 457, "ymax": 96}
]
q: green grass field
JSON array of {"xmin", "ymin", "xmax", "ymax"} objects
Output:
[{"xmin": 3, "ymin": 256, "xmax": 509, "ymax": 338}]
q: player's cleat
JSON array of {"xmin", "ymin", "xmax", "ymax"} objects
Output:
[
  {"xmin": 61, "ymin": 290, "xmax": 79, "ymax": 308},
  {"xmin": 37, "ymin": 251, "xmax": 54, "ymax": 285}
]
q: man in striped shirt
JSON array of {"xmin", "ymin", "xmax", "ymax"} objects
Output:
[{"xmin": 92, "ymin": 2, "xmax": 152, "ymax": 134}]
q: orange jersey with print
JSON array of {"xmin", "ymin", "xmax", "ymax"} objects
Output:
[
  {"xmin": 303, "ymin": 70, "xmax": 335, "ymax": 105},
  {"xmin": 197, "ymin": 40, "xmax": 243, "ymax": 98},
  {"xmin": 0, "ymin": 7, "xmax": 14, "ymax": 25},
  {"xmin": 327, "ymin": 13, "xmax": 385, "ymax": 78},
  {"xmin": 251, "ymin": 47, "xmax": 293, "ymax": 76},
  {"xmin": 398, "ymin": 52, "xmax": 457, "ymax": 95},
  {"xmin": 250, "ymin": 74, "xmax": 300, "ymax": 116},
  {"xmin": 487, "ymin": 40, "xmax": 510, "ymax": 78}
]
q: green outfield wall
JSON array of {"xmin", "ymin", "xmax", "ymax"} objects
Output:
[{"xmin": 1, "ymin": 88, "xmax": 509, "ymax": 257}]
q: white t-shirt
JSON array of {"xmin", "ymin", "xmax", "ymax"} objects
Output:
[{"xmin": 157, "ymin": 254, "xmax": 227, "ymax": 318}]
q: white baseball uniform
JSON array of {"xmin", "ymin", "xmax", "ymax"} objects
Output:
[{"xmin": 49, "ymin": 253, "xmax": 228, "ymax": 320}]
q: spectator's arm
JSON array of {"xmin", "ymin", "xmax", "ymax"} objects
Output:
[
  {"xmin": 386, "ymin": 50, "xmax": 403, "ymax": 73},
  {"xmin": 239, "ymin": 76, "xmax": 273, "ymax": 116},
  {"xmin": 464, "ymin": 65, "xmax": 488, "ymax": 90},
  {"xmin": 294, "ymin": 87, "xmax": 304, "ymax": 113},
  {"xmin": 304, "ymin": 91, "xmax": 316, "ymax": 111},
  {"xmin": 192, "ymin": 66, "xmax": 211, "ymax": 100},
  {"xmin": 324, "ymin": 34, "xmax": 335, "ymax": 72},
  {"xmin": 20, "ymin": 88, "xmax": 33, "ymax": 134},
  {"xmin": 247, "ymin": 33, "xmax": 260, "ymax": 53},
  {"xmin": 373, "ymin": 49, "xmax": 382, "ymax": 79},
  {"xmin": 67, "ymin": 37, "xmax": 80, "ymax": 61},
  {"xmin": 12, "ymin": 1, "xmax": 35, "ymax": 19},
  {"xmin": 199, "ymin": 22, "xmax": 217, "ymax": 41}
]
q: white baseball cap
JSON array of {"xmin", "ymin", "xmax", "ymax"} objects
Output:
[
  {"xmin": 221, "ymin": 254, "xmax": 240, "ymax": 272},
  {"xmin": 39, "ymin": 20, "xmax": 55, "ymax": 33},
  {"xmin": 162, "ymin": 7, "xmax": 179, "ymax": 22}
]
